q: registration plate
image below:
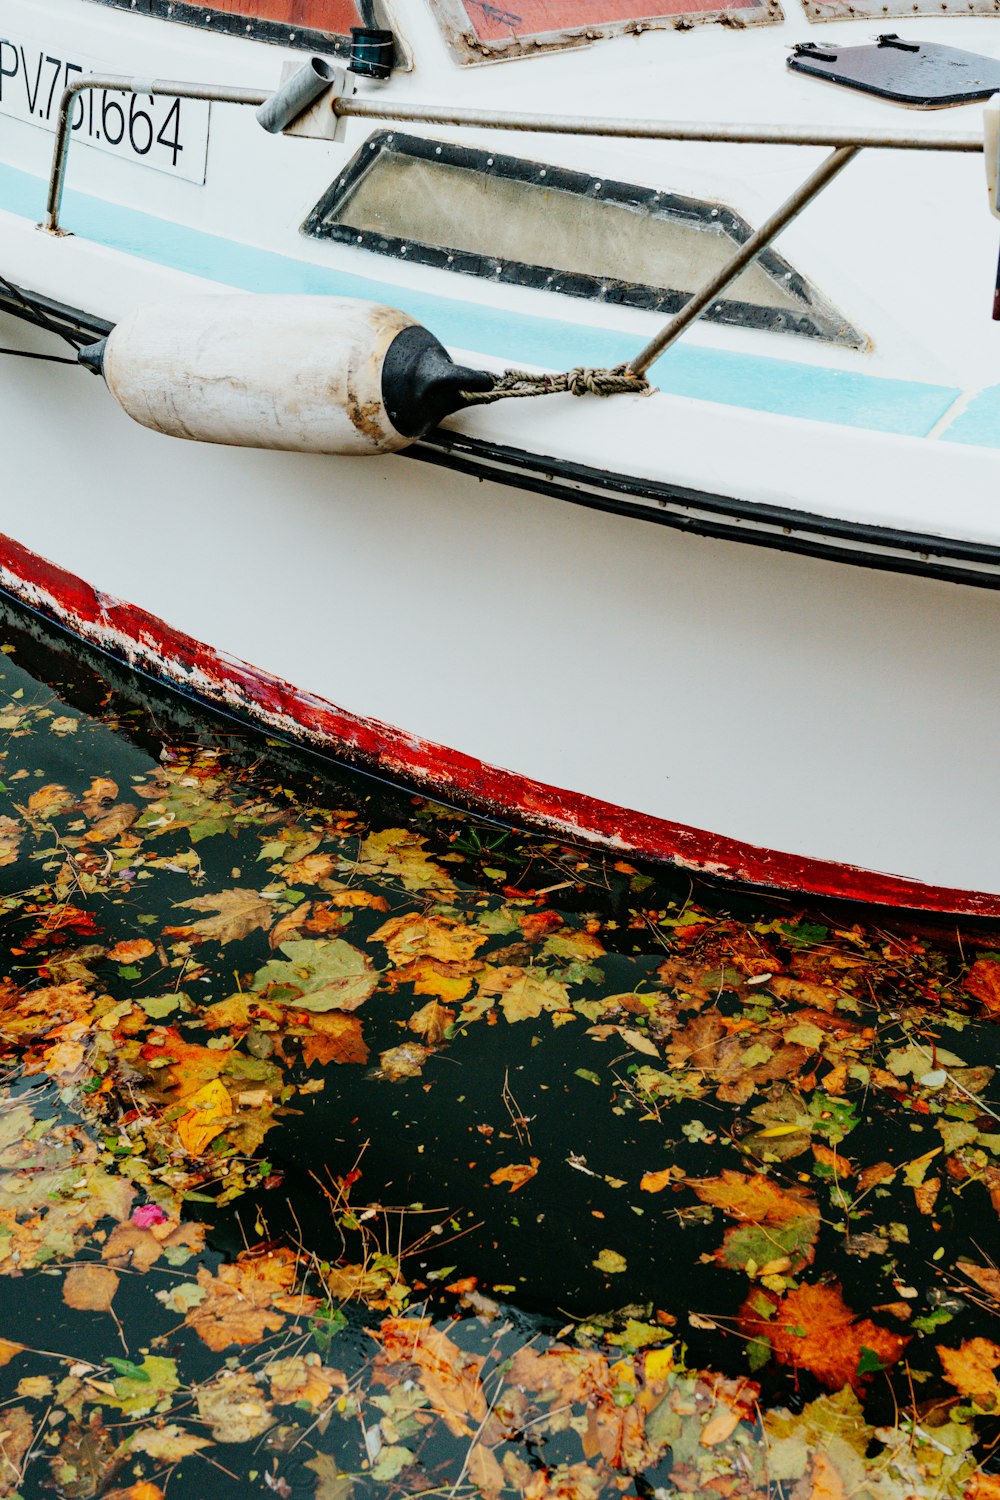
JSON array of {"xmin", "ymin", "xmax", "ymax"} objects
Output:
[{"xmin": 0, "ymin": 36, "xmax": 210, "ymax": 183}]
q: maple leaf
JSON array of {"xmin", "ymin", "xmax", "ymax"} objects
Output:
[
  {"xmin": 741, "ymin": 1282, "xmax": 907, "ymax": 1391},
  {"xmin": 185, "ymin": 1248, "xmax": 314, "ymax": 1352},
  {"xmin": 301, "ymin": 1013, "xmax": 369, "ymax": 1067},
  {"xmin": 253, "ymin": 939, "xmax": 377, "ymax": 1012},
  {"xmin": 476, "ymin": 966, "xmax": 571, "ymax": 1023},
  {"xmin": 63, "ymin": 1264, "xmax": 119, "ymax": 1312},
  {"xmin": 355, "ymin": 829, "xmax": 455, "ymax": 893},
  {"xmin": 396, "ymin": 957, "xmax": 478, "ymax": 1004},
  {"xmin": 939, "ymin": 1338, "xmax": 1000, "ymax": 1406},
  {"xmin": 372, "ymin": 912, "xmax": 487, "ymax": 966},
  {"xmin": 490, "ymin": 1158, "xmax": 540, "ymax": 1192},
  {"xmin": 693, "ymin": 1170, "xmax": 821, "ymax": 1274},
  {"xmin": 167, "ymin": 889, "xmax": 273, "ymax": 945},
  {"xmin": 304, "ymin": 1455, "xmax": 353, "ymax": 1500},
  {"xmin": 175, "ymin": 1079, "xmax": 233, "ymax": 1155},
  {"xmin": 378, "ymin": 1317, "xmax": 490, "ymax": 1438},
  {"xmin": 966, "ymin": 958, "xmax": 1000, "ymax": 1015}
]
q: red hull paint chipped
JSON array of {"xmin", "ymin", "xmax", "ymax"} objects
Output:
[{"xmin": 1, "ymin": 529, "xmax": 997, "ymax": 919}]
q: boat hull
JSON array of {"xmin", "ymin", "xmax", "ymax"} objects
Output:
[{"xmin": 3, "ymin": 308, "xmax": 999, "ymax": 916}]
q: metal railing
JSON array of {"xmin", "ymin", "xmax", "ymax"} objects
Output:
[{"xmin": 42, "ymin": 75, "xmax": 987, "ymax": 373}]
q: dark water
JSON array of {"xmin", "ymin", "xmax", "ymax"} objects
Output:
[{"xmin": 0, "ymin": 598, "xmax": 998, "ymax": 1500}]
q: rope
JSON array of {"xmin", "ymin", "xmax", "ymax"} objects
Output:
[
  {"xmin": 462, "ymin": 362, "xmax": 652, "ymax": 405},
  {"xmin": 0, "ymin": 347, "xmax": 80, "ymax": 365}
]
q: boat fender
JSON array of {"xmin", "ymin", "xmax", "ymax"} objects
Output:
[{"xmin": 79, "ymin": 295, "xmax": 494, "ymax": 456}]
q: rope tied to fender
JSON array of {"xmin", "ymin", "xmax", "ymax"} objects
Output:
[{"xmin": 462, "ymin": 362, "xmax": 652, "ymax": 405}]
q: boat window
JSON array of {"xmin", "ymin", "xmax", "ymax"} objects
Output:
[
  {"xmin": 83, "ymin": 0, "xmax": 366, "ymax": 55},
  {"xmin": 804, "ymin": 0, "xmax": 1000, "ymax": 21},
  {"xmin": 789, "ymin": 39, "xmax": 1000, "ymax": 104},
  {"xmin": 303, "ymin": 133, "xmax": 863, "ymax": 347},
  {"xmin": 428, "ymin": 0, "xmax": 781, "ymax": 65}
]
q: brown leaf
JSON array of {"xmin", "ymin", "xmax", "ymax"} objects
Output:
[
  {"xmin": 84, "ymin": 804, "xmax": 139, "ymax": 842},
  {"xmin": 378, "ymin": 1317, "xmax": 490, "ymax": 1438},
  {"xmin": 301, "ymin": 1013, "xmax": 369, "ymax": 1067},
  {"xmin": 939, "ymin": 1338, "xmax": 1000, "ymax": 1406},
  {"xmin": 27, "ymin": 783, "xmax": 74, "ymax": 818},
  {"xmin": 377, "ymin": 1043, "xmax": 431, "ymax": 1080},
  {"xmin": 408, "ymin": 1000, "xmax": 455, "ymax": 1044},
  {"xmin": 82, "ymin": 778, "xmax": 119, "ymax": 818},
  {"xmin": 372, "ymin": 912, "xmax": 486, "ymax": 966},
  {"xmin": 185, "ymin": 1248, "xmax": 314, "ymax": 1352},
  {"xmin": 0, "ymin": 1407, "xmax": 35, "ymax": 1500},
  {"xmin": 957, "ymin": 1260, "xmax": 1000, "ymax": 1304},
  {"xmin": 490, "ymin": 1159, "xmax": 540, "ymax": 1193},
  {"xmin": 63, "ymin": 1265, "xmax": 119, "ymax": 1313},
  {"xmin": 169, "ymin": 889, "xmax": 273, "ymax": 945}
]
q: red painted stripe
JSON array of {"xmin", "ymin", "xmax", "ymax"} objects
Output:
[{"xmin": 1, "ymin": 529, "xmax": 997, "ymax": 918}]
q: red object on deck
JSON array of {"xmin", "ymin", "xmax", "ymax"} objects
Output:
[
  {"xmin": 460, "ymin": 0, "xmax": 766, "ymax": 43},
  {"xmin": 1, "ymin": 529, "xmax": 998, "ymax": 919},
  {"xmin": 195, "ymin": 0, "xmax": 360, "ymax": 32}
]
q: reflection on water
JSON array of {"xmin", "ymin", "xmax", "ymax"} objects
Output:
[{"xmin": 0, "ymin": 599, "xmax": 998, "ymax": 1500}]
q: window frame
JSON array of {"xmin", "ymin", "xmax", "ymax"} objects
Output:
[
  {"xmin": 81, "ymin": 0, "xmax": 408, "ymax": 64},
  {"xmin": 426, "ymin": 0, "xmax": 781, "ymax": 66},
  {"xmin": 303, "ymin": 131, "xmax": 864, "ymax": 347}
]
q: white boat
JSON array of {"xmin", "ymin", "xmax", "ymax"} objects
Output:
[{"xmin": 2, "ymin": 0, "xmax": 1000, "ymax": 916}]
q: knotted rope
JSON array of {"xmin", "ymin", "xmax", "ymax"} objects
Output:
[{"xmin": 462, "ymin": 362, "xmax": 652, "ymax": 405}]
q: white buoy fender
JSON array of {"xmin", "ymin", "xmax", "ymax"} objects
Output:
[{"xmin": 86, "ymin": 294, "xmax": 493, "ymax": 456}]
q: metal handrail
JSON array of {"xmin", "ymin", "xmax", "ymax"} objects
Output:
[
  {"xmin": 44, "ymin": 76, "xmax": 268, "ymax": 234},
  {"xmin": 41, "ymin": 75, "xmax": 988, "ymax": 373}
]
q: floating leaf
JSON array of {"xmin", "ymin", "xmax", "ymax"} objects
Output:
[
  {"xmin": 490, "ymin": 1159, "xmax": 540, "ymax": 1193},
  {"xmin": 253, "ymin": 939, "xmax": 377, "ymax": 1013},
  {"xmin": 62, "ymin": 1265, "xmax": 119, "ymax": 1313}
]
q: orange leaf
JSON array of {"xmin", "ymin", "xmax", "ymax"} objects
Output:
[
  {"xmin": 175, "ymin": 1079, "xmax": 232, "ymax": 1154},
  {"xmin": 490, "ymin": 1159, "xmax": 540, "ymax": 1193},
  {"xmin": 63, "ymin": 1265, "xmax": 119, "ymax": 1313},
  {"xmin": 378, "ymin": 1317, "xmax": 490, "ymax": 1438},
  {"xmin": 108, "ymin": 939, "xmax": 155, "ymax": 964},
  {"xmin": 0, "ymin": 1339, "xmax": 23, "ymax": 1366},
  {"xmin": 640, "ymin": 1168, "xmax": 678, "ymax": 1194},
  {"xmin": 27, "ymin": 783, "xmax": 74, "ymax": 818},
  {"xmin": 939, "ymin": 1338, "xmax": 1000, "ymax": 1406},
  {"xmin": 741, "ymin": 1281, "xmax": 907, "ymax": 1391},
  {"xmin": 408, "ymin": 999, "xmax": 455, "ymax": 1044},
  {"xmin": 965, "ymin": 958, "xmax": 1000, "ymax": 1015},
  {"xmin": 692, "ymin": 1170, "xmax": 819, "ymax": 1226},
  {"xmin": 301, "ymin": 1013, "xmax": 369, "ymax": 1067}
]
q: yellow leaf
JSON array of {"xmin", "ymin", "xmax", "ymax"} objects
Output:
[
  {"xmin": 175, "ymin": 1078, "xmax": 232, "ymax": 1154},
  {"xmin": 644, "ymin": 1347, "xmax": 674, "ymax": 1381}
]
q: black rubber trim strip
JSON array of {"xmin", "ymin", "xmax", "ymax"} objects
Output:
[
  {"xmin": 0, "ymin": 288, "xmax": 112, "ymax": 344},
  {"xmin": 409, "ymin": 430, "xmax": 1000, "ymax": 588},
  {"xmin": 4, "ymin": 285, "xmax": 996, "ymax": 588}
]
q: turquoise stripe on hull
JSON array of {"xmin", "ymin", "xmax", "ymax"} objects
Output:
[
  {"xmin": 0, "ymin": 161, "xmax": 962, "ymax": 439},
  {"xmin": 940, "ymin": 386, "xmax": 1000, "ymax": 449}
]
